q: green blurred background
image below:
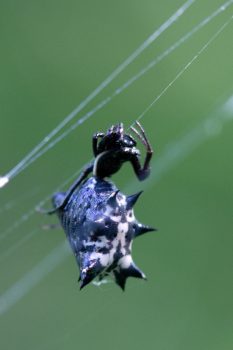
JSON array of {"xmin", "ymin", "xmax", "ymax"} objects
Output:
[{"xmin": 0, "ymin": 1, "xmax": 233, "ymax": 349}]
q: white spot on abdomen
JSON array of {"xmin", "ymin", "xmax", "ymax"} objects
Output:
[
  {"xmin": 118, "ymin": 255, "xmax": 132, "ymax": 269},
  {"xmin": 90, "ymin": 252, "xmax": 110, "ymax": 267},
  {"xmin": 117, "ymin": 222, "xmax": 128, "ymax": 234},
  {"xmin": 117, "ymin": 194, "xmax": 126, "ymax": 206},
  {"xmin": 126, "ymin": 209, "xmax": 135, "ymax": 222}
]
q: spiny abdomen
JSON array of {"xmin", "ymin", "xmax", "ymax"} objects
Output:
[{"xmin": 53, "ymin": 177, "xmax": 155, "ymax": 290}]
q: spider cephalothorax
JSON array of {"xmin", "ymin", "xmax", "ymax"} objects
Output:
[
  {"xmin": 94, "ymin": 122, "xmax": 137, "ymax": 156},
  {"xmin": 43, "ymin": 121, "xmax": 155, "ymax": 290},
  {"xmin": 91, "ymin": 122, "xmax": 152, "ymax": 179}
]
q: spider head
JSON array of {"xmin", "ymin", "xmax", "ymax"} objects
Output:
[{"xmin": 98, "ymin": 123, "xmax": 137, "ymax": 153}]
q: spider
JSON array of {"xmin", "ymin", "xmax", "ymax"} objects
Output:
[
  {"xmin": 46, "ymin": 121, "xmax": 153, "ymax": 215},
  {"xmin": 41, "ymin": 121, "xmax": 156, "ymax": 290}
]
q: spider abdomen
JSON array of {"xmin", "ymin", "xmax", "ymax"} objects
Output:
[{"xmin": 53, "ymin": 176, "xmax": 154, "ymax": 290}]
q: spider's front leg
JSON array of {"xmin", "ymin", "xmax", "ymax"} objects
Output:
[
  {"xmin": 92, "ymin": 132, "xmax": 105, "ymax": 156},
  {"xmin": 130, "ymin": 121, "xmax": 153, "ymax": 181}
]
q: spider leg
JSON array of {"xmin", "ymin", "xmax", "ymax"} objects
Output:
[
  {"xmin": 130, "ymin": 126, "xmax": 146, "ymax": 146},
  {"xmin": 135, "ymin": 121, "xmax": 153, "ymax": 170},
  {"xmin": 92, "ymin": 132, "xmax": 105, "ymax": 156},
  {"xmin": 130, "ymin": 121, "xmax": 153, "ymax": 152},
  {"xmin": 130, "ymin": 121, "xmax": 153, "ymax": 181},
  {"xmin": 37, "ymin": 162, "xmax": 94, "ymax": 215}
]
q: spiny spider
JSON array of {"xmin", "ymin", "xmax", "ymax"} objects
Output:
[{"xmin": 42, "ymin": 121, "xmax": 156, "ymax": 290}]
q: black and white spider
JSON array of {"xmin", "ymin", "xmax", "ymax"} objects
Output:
[{"xmin": 42, "ymin": 121, "xmax": 156, "ymax": 290}]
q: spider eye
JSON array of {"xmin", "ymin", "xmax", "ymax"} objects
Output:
[{"xmin": 122, "ymin": 135, "xmax": 136, "ymax": 147}]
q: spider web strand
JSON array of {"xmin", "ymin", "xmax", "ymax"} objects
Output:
[
  {"xmin": 4, "ymin": 0, "xmax": 233, "ymax": 177},
  {"xmin": 0, "ymin": 0, "xmax": 195, "ymax": 187},
  {"xmin": 135, "ymin": 15, "xmax": 233, "ymax": 123}
]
